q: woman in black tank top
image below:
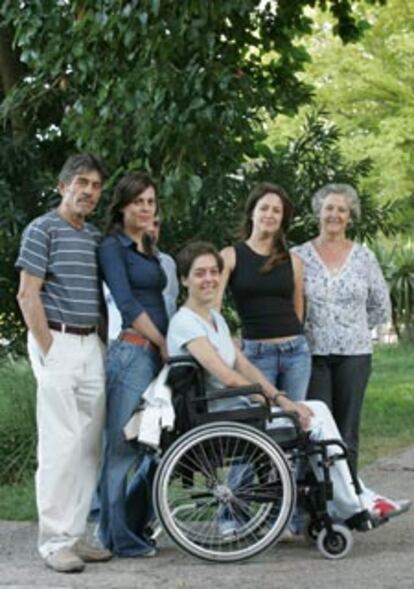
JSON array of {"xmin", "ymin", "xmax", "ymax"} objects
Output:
[{"xmin": 217, "ymin": 182, "xmax": 311, "ymax": 403}]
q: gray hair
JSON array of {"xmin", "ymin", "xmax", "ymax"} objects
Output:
[
  {"xmin": 311, "ymin": 183, "xmax": 361, "ymax": 222},
  {"xmin": 58, "ymin": 153, "xmax": 108, "ymax": 185}
]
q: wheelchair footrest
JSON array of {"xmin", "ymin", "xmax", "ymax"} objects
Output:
[{"xmin": 345, "ymin": 509, "xmax": 375, "ymax": 532}]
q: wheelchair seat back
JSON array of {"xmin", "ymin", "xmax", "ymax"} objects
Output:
[{"xmin": 166, "ymin": 357, "xmax": 207, "ymax": 435}]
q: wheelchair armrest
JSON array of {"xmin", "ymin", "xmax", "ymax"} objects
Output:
[
  {"xmin": 267, "ymin": 410, "xmax": 302, "ymax": 436},
  {"xmin": 192, "ymin": 384, "xmax": 271, "ymax": 410},
  {"xmin": 323, "ymin": 438, "xmax": 348, "ymax": 455}
]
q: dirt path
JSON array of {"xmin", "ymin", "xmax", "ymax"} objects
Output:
[{"xmin": 0, "ymin": 446, "xmax": 413, "ymax": 589}]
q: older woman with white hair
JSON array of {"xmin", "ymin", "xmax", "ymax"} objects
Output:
[{"xmin": 293, "ymin": 183, "xmax": 391, "ymax": 479}]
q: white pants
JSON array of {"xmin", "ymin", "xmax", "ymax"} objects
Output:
[
  {"xmin": 28, "ymin": 331, "xmax": 105, "ymax": 558},
  {"xmin": 268, "ymin": 401, "xmax": 376, "ymax": 520}
]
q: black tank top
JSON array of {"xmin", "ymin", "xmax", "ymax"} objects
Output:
[{"xmin": 229, "ymin": 242, "xmax": 303, "ymax": 339}]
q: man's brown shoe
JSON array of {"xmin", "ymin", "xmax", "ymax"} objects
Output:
[
  {"xmin": 44, "ymin": 547, "xmax": 85, "ymax": 573},
  {"xmin": 73, "ymin": 539, "xmax": 112, "ymax": 563}
]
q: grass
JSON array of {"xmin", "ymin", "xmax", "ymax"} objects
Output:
[
  {"xmin": 0, "ymin": 344, "xmax": 413, "ymax": 520},
  {"xmin": 359, "ymin": 343, "xmax": 414, "ymax": 466},
  {"xmin": 0, "ymin": 479, "xmax": 36, "ymax": 520},
  {"xmin": 0, "ymin": 356, "xmax": 37, "ymax": 520}
]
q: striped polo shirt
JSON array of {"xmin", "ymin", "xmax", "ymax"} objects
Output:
[{"xmin": 16, "ymin": 210, "xmax": 102, "ymax": 326}]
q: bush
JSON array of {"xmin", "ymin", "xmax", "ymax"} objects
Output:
[
  {"xmin": 0, "ymin": 358, "xmax": 37, "ymax": 485},
  {"xmin": 372, "ymin": 239, "xmax": 414, "ymax": 342}
]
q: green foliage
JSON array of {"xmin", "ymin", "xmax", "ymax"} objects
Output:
[
  {"xmin": 302, "ymin": 0, "xmax": 414, "ymax": 208},
  {"xmin": 0, "ymin": 358, "xmax": 37, "ymax": 485},
  {"xmin": 0, "ymin": 137, "xmax": 63, "ymax": 347},
  {"xmin": 165, "ymin": 109, "xmax": 400, "ymax": 255},
  {"xmin": 360, "ymin": 343, "xmax": 414, "ymax": 466},
  {"xmin": 372, "ymin": 238, "xmax": 414, "ymax": 340},
  {"xmin": 0, "ymin": 1, "xmax": 389, "ymax": 346},
  {"xmin": 252, "ymin": 109, "xmax": 399, "ymax": 244},
  {"xmin": 1, "ymin": 1, "xmax": 385, "ymax": 204},
  {"xmin": 0, "ymin": 479, "xmax": 36, "ymax": 521}
]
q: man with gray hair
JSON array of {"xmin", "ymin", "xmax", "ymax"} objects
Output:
[{"xmin": 16, "ymin": 153, "xmax": 112, "ymax": 573}]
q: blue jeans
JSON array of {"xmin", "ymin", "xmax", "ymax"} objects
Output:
[
  {"xmin": 242, "ymin": 335, "xmax": 311, "ymax": 402},
  {"xmin": 98, "ymin": 340, "xmax": 161, "ymax": 556}
]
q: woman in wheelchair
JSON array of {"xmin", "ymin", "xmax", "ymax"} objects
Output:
[{"xmin": 166, "ymin": 241, "xmax": 410, "ymax": 539}]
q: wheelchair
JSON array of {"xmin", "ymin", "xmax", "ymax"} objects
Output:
[{"xmin": 151, "ymin": 357, "xmax": 371, "ymax": 562}]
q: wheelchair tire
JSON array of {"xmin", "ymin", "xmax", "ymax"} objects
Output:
[
  {"xmin": 153, "ymin": 421, "xmax": 295, "ymax": 562},
  {"xmin": 317, "ymin": 524, "xmax": 353, "ymax": 560}
]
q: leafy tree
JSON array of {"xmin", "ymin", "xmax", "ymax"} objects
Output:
[
  {"xmin": 217, "ymin": 109, "xmax": 401, "ymax": 331},
  {"xmin": 249, "ymin": 109, "xmax": 400, "ymax": 245},
  {"xmin": 0, "ymin": 139, "xmax": 61, "ymax": 349},
  {"xmin": 0, "ymin": 1, "xmax": 387, "ymax": 345},
  {"xmin": 301, "ymin": 0, "xmax": 414, "ymax": 205},
  {"xmin": 1, "ymin": 1, "xmax": 386, "ymax": 202},
  {"xmin": 373, "ymin": 238, "xmax": 414, "ymax": 341}
]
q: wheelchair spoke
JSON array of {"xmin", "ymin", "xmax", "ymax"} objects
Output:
[
  {"xmin": 154, "ymin": 422, "xmax": 294, "ymax": 561},
  {"xmin": 236, "ymin": 482, "xmax": 284, "ymax": 502},
  {"xmin": 179, "ymin": 445, "xmax": 216, "ymax": 482},
  {"xmin": 175, "ymin": 450, "xmax": 210, "ymax": 480},
  {"xmin": 206, "ymin": 437, "xmax": 224, "ymax": 484},
  {"xmin": 197, "ymin": 440, "xmax": 219, "ymax": 480}
]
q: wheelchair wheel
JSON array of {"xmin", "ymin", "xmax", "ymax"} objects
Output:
[
  {"xmin": 303, "ymin": 517, "xmax": 321, "ymax": 545},
  {"xmin": 153, "ymin": 421, "xmax": 295, "ymax": 562},
  {"xmin": 317, "ymin": 524, "xmax": 353, "ymax": 560}
]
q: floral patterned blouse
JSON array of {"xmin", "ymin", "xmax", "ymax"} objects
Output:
[{"xmin": 292, "ymin": 241, "xmax": 391, "ymax": 355}]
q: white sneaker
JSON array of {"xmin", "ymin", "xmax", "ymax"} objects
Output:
[
  {"xmin": 73, "ymin": 539, "xmax": 112, "ymax": 562},
  {"xmin": 44, "ymin": 547, "xmax": 85, "ymax": 573}
]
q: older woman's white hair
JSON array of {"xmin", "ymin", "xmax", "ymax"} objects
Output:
[{"xmin": 311, "ymin": 183, "xmax": 361, "ymax": 222}]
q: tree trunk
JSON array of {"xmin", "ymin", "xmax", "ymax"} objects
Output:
[{"xmin": 0, "ymin": 22, "xmax": 26, "ymax": 142}]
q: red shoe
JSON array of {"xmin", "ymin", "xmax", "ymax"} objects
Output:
[{"xmin": 371, "ymin": 498, "xmax": 411, "ymax": 520}]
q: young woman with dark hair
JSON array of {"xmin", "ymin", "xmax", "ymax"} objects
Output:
[
  {"xmin": 217, "ymin": 182, "xmax": 311, "ymax": 403},
  {"xmin": 97, "ymin": 171, "xmax": 168, "ymax": 557}
]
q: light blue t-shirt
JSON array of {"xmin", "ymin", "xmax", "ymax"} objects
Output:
[{"xmin": 167, "ymin": 306, "xmax": 251, "ymax": 411}]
